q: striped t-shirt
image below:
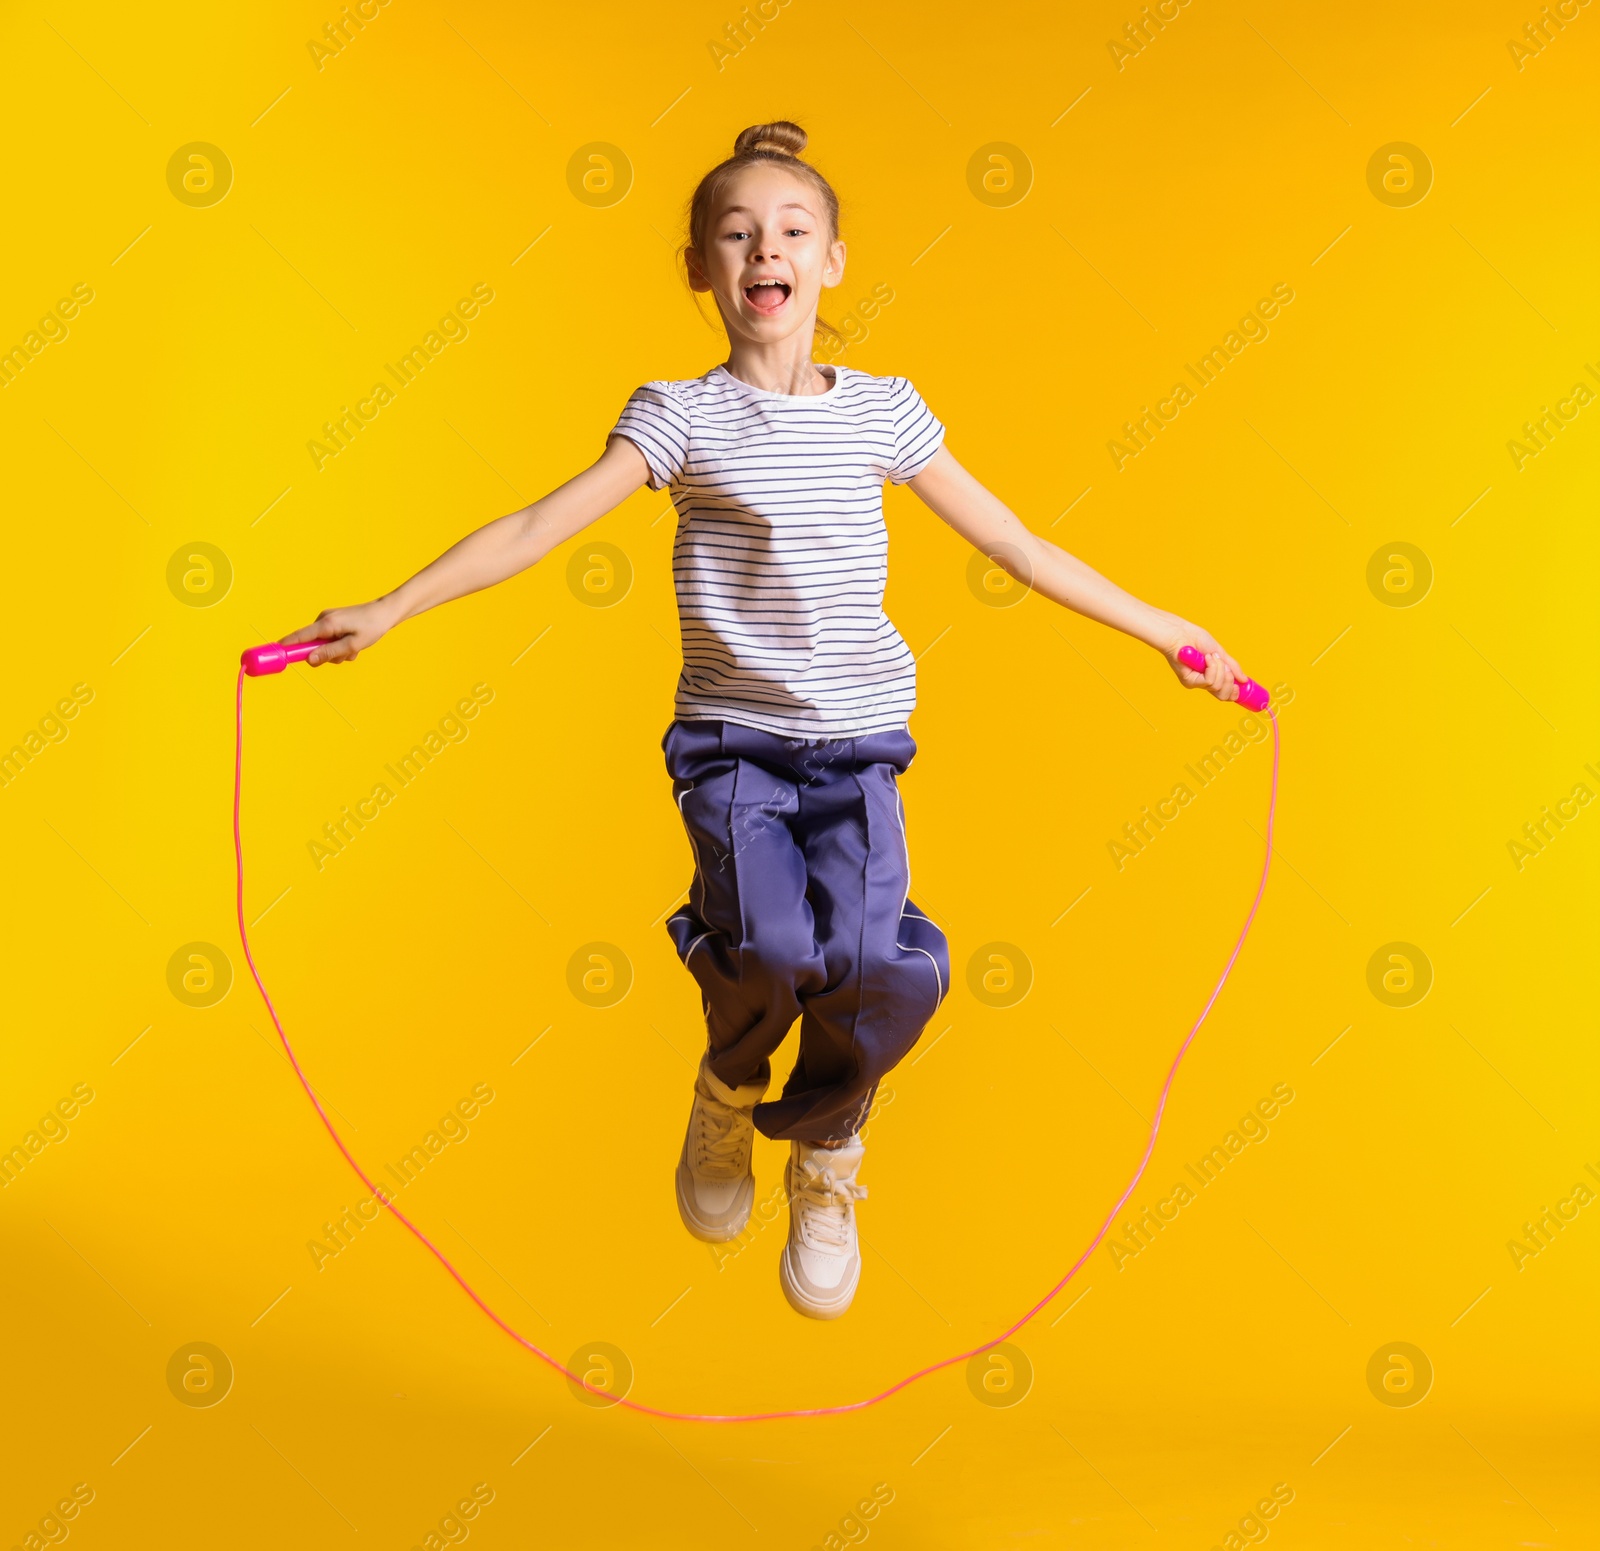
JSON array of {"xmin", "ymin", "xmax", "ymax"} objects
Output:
[{"xmin": 607, "ymin": 363, "xmax": 945, "ymax": 739}]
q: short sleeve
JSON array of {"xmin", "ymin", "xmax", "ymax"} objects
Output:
[
  {"xmin": 608, "ymin": 382, "xmax": 690, "ymax": 491},
  {"xmin": 885, "ymin": 377, "xmax": 945, "ymax": 484}
]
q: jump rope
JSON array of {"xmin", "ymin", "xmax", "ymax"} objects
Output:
[{"xmin": 235, "ymin": 638, "xmax": 1279, "ymax": 1422}]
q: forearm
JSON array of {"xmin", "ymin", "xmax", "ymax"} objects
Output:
[
  {"xmin": 941, "ymin": 468, "xmax": 1176, "ymax": 648},
  {"xmin": 1021, "ymin": 536, "xmax": 1177, "ymax": 650},
  {"xmin": 379, "ymin": 504, "xmax": 554, "ymax": 626},
  {"xmin": 907, "ymin": 445, "xmax": 1245, "ymax": 699}
]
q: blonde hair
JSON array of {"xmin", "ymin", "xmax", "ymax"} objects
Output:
[{"xmin": 684, "ymin": 121, "xmax": 842, "ymax": 345}]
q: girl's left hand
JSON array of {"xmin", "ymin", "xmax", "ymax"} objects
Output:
[{"xmin": 1159, "ymin": 618, "xmax": 1245, "ymax": 702}]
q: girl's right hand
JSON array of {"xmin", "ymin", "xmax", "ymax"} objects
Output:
[
  {"xmin": 281, "ymin": 600, "xmax": 398, "ymax": 666},
  {"xmin": 1156, "ymin": 615, "xmax": 1245, "ymax": 702}
]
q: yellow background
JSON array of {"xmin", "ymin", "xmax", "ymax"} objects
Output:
[{"xmin": 2, "ymin": 0, "xmax": 1595, "ymax": 1545}]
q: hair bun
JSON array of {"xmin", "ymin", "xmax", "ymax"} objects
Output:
[{"xmin": 734, "ymin": 120, "xmax": 808, "ymax": 159}]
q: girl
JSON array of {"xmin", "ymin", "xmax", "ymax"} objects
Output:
[{"xmin": 285, "ymin": 120, "xmax": 1247, "ymax": 1321}]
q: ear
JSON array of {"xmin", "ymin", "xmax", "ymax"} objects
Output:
[
  {"xmin": 684, "ymin": 246, "xmax": 713, "ymax": 294},
  {"xmin": 821, "ymin": 237, "xmax": 847, "ymax": 291}
]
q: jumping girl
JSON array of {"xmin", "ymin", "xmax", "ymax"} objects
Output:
[{"xmin": 285, "ymin": 120, "xmax": 1247, "ymax": 1320}]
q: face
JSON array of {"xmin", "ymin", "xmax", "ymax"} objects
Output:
[{"xmin": 687, "ymin": 164, "xmax": 845, "ymax": 347}]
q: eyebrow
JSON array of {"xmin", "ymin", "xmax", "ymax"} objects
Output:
[{"xmin": 718, "ymin": 203, "xmax": 814, "ymax": 217}]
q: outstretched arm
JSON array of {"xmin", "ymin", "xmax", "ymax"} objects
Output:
[
  {"xmin": 906, "ymin": 446, "xmax": 1246, "ymax": 701},
  {"xmin": 283, "ymin": 435, "xmax": 652, "ymax": 664}
]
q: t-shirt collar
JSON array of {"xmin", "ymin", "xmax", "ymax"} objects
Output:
[{"xmin": 711, "ymin": 362, "xmax": 843, "ymax": 401}]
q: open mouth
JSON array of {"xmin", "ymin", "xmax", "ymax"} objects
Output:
[{"xmin": 743, "ymin": 279, "xmax": 791, "ymax": 314}]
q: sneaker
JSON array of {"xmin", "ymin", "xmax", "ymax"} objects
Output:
[
  {"xmin": 779, "ymin": 1136, "xmax": 867, "ymax": 1319},
  {"xmin": 675, "ymin": 1055, "xmax": 767, "ymax": 1242}
]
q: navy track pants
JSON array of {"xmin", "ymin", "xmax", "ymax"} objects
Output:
[{"xmin": 662, "ymin": 718, "xmax": 951, "ymax": 1142}]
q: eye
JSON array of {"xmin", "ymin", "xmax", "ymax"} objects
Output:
[{"xmin": 786, "ymin": 226, "xmax": 807, "ymax": 237}]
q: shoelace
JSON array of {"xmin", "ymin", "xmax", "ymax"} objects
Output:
[
  {"xmin": 792, "ymin": 1158, "xmax": 868, "ymax": 1252},
  {"xmin": 692, "ymin": 1092, "xmax": 753, "ymax": 1179}
]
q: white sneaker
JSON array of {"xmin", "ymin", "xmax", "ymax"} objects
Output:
[
  {"xmin": 779, "ymin": 1137, "xmax": 867, "ymax": 1319},
  {"xmin": 675, "ymin": 1055, "xmax": 767, "ymax": 1242}
]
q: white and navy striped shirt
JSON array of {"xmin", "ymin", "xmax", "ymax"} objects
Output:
[{"xmin": 608, "ymin": 363, "xmax": 945, "ymax": 739}]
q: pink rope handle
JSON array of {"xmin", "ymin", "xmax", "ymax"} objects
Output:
[{"xmin": 235, "ymin": 667, "xmax": 1280, "ymax": 1422}]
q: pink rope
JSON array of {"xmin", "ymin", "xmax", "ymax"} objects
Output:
[{"xmin": 235, "ymin": 667, "xmax": 1280, "ymax": 1422}]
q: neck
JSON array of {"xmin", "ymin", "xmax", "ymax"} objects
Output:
[{"xmin": 722, "ymin": 327, "xmax": 831, "ymax": 395}]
